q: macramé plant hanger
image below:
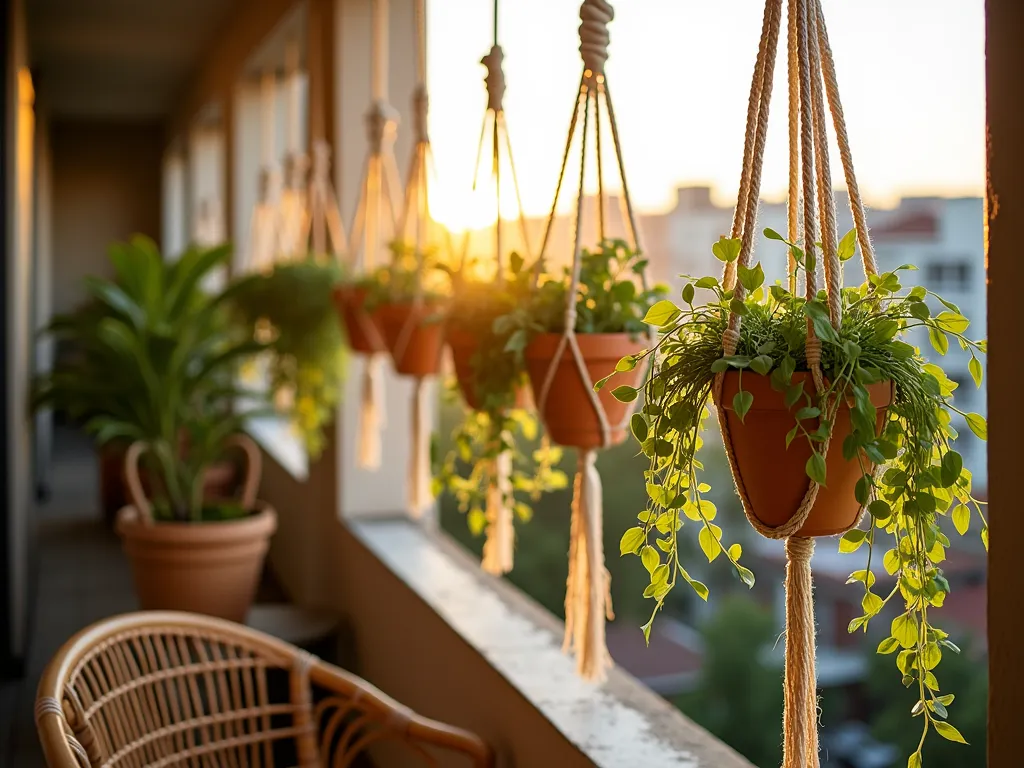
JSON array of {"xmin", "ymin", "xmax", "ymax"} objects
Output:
[
  {"xmin": 230, "ymin": 49, "xmax": 348, "ymax": 459},
  {"xmin": 605, "ymin": 0, "xmax": 988, "ymax": 764},
  {"xmin": 529, "ymin": 0, "xmax": 655, "ymax": 682},
  {"xmin": 193, "ymin": 199, "xmax": 226, "ymax": 249},
  {"xmin": 717, "ymin": 1, "xmax": 881, "ymax": 761},
  {"xmin": 244, "ymin": 69, "xmax": 287, "ymax": 276},
  {"xmin": 337, "ymin": 0, "xmax": 404, "ymax": 470},
  {"xmin": 441, "ymin": 0, "xmax": 542, "ymax": 576},
  {"xmin": 387, "ymin": 0, "xmax": 451, "ymax": 518},
  {"xmin": 278, "ymin": 41, "xmax": 311, "ymax": 260}
]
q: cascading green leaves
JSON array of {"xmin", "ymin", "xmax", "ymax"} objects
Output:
[
  {"xmin": 434, "ymin": 253, "xmax": 567, "ymax": 536},
  {"xmin": 602, "ymin": 228, "xmax": 988, "ymax": 766}
]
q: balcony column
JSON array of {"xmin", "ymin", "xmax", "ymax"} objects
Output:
[{"xmin": 986, "ymin": 0, "xmax": 1024, "ymax": 763}]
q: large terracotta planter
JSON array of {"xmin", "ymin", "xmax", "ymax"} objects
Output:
[
  {"xmin": 333, "ymin": 285, "xmax": 384, "ymax": 354},
  {"xmin": 117, "ymin": 504, "xmax": 277, "ymax": 623},
  {"xmin": 524, "ymin": 332, "xmax": 646, "ymax": 450},
  {"xmin": 98, "ymin": 443, "xmax": 238, "ymax": 526},
  {"xmin": 116, "ymin": 434, "xmax": 272, "ymax": 622},
  {"xmin": 718, "ymin": 371, "xmax": 894, "ymax": 537},
  {"xmin": 376, "ymin": 302, "xmax": 446, "ymax": 377},
  {"xmin": 447, "ymin": 327, "xmax": 530, "ymax": 411}
]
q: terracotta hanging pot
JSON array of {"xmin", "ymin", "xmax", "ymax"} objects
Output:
[
  {"xmin": 718, "ymin": 371, "xmax": 894, "ymax": 537},
  {"xmin": 333, "ymin": 285, "xmax": 384, "ymax": 354},
  {"xmin": 447, "ymin": 327, "xmax": 530, "ymax": 411},
  {"xmin": 525, "ymin": 332, "xmax": 646, "ymax": 450},
  {"xmin": 116, "ymin": 435, "xmax": 275, "ymax": 623},
  {"xmin": 376, "ymin": 302, "xmax": 447, "ymax": 377}
]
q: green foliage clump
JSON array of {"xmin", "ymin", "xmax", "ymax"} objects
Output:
[
  {"xmin": 359, "ymin": 240, "xmax": 451, "ymax": 307},
  {"xmin": 504, "ymin": 238, "xmax": 668, "ymax": 339},
  {"xmin": 34, "ymin": 237, "xmax": 269, "ymax": 522},
  {"xmin": 229, "ymin": 259, "xmax": 347, "ymax": 458},
  {"xmin": 434, "ymin": 252, "xmax": 567, "ymax": 535},
  {"xmin": 605, "ymin": 228, "xmax": 988, "ymax": 765}
]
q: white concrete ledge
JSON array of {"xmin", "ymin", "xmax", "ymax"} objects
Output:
[{"xmin": 349, "ymin": 516, "xmax": 754, "ymax": 768}]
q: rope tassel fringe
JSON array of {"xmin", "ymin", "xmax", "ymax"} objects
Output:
[
  {"xmin": 358, "ymin": 355, "xmax": 386, "ymax": 470},
  {"xmin": 409, "ymin": 378, "xmax": 432, "ymax": 518},
  {"xmin": 481, "ymin": 451, "xmax": 515, "ymax": 575},
  {"xmin": 563, "ymin": 450, "xmax": 613, "ymax": 682}
]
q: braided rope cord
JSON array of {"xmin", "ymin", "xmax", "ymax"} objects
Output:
[
  {"xmin": 528, "ymin": 0, "xmax": 655, "ymax": 682},
  {"xmin": 392, "ymin": 0, "xmax": 448, "ymax": 517},
  {"xmin": 710, "ymin": 2, "xmax": 882, "ymax": 765},
  {"xmin": 533, "ymin": 0, "xmax": 653, "ymax": 446},
  {"xmin": 713, "ymin": 0, "xmax": 878, "ymax": 541}
]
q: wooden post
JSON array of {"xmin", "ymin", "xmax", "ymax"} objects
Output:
[
  {"xmin": 985, "ymin": 0, "xmax": 1024, "ymax": 764},
  {"xmin": 307, "ymin": 0, "xmax": 336, "ymax": 150}
]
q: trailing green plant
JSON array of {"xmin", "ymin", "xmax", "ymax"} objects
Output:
[
  {"xmin": 360, "ymin": 240, "xmax": 451, "ymax": 307},
  {"xmin": 34, "ymin": 236, "xmax": 270, "ymax": 522},
  {"xmin": 229, "ymin": 259, "xmax": 347, "ymax": 458},
  {"xmin": 602, "ymin": 228, "xmax": 987, "ymax": 763},
  {"xmin": 433, "ymin": 252, "xmax": 567, "ymax": 534},
  {"xmin": 500, "ymin": 237, "xmax": 669, "ymax": 343}
]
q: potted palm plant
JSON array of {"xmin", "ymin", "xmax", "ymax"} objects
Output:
[
  {"xmin": 118, "ymin": 427, "xmax": 275, "ymax": 623},
  {"xmin": 33, "ymin": 238, "xmax": 246, "ymax": 522},
  {"xmin": 38, "ymin": 236, "xmax": 279, "ymax": 621}
]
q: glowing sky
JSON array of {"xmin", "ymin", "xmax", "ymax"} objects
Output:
[{"xmin": 426, "ymin": 0, "xmax": 986, "ymax": 229}]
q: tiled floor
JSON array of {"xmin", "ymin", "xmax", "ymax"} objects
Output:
[{"xmin": 1, "ymin": 428, "xmax": 137, "ymax": 767}]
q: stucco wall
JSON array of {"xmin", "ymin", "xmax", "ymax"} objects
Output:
[{"xmin": 49, "ymin": 120, "xmax": 163, "ymax": 316}]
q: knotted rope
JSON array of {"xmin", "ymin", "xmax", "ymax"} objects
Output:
[
  {"xmin": 456, "ymin": 0, "xmax": 535, "ymax": 575},
  {"xmin": 193, "ymin": 198, "xmax": 225, "ymax": 248},
  {"xmin": 579, "ymin": 0, "xmax": 613, "ymax": 76},
  {"xmin": 346, "ymin": 1, "xmax": 403, "ymax": 471},
  {"xmin": 396, "ymin": 0, "xmax": 445, "ymax": 518},
  {"xmin": 482, "ymin": 45, "xmax": 506, "ymax": 114},
  {"xmin": 712, "ymin": 0, "xmax": 880, "ymax": 764},
  {"xmin": 279, "ymin": 40, "xmax": 310, "ymax": 259},
  {"xmin": 246, "ymin": 70, "xmax": 285, "ymax": 275},
  {"xmin": 305, "ymin": 140, "xmax": 347, "ymax": 260},
  {"xmin": 531, "ymin": 0, "xmax": 648, "ymax": 681}
]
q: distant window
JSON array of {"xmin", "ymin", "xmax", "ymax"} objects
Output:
[{"xmin": 925, "ymin": 260, "xmax": 972, "ymax": 291}]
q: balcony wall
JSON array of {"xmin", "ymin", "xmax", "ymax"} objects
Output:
[{"xmin": 259, "ymin": 445, "xmax": 754, "ymax": 768}]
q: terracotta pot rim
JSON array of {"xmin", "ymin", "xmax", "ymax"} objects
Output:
[
  {"xmin": 117, "ymin": 502, "xmax": 277, "ymax": 543},
  {"xmin": 375, "ymin": 300, "xmax": 447, "ymax": 313},
  {"xmin": 525, "ymin": 331, "xmax": 647, "ymax": 358},
  {"xmin": 719, "ymin": 371, "xmax": 894, "ymax": 411}
]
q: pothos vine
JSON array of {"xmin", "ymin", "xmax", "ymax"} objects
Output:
[{"xmin": 601, "ymin": 229, "xmax": 987, "ymax": 764}]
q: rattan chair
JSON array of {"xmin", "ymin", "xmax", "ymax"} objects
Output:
[{"xmin": 36, "ymin": 611, "xmax": 494, "ymax": 767}]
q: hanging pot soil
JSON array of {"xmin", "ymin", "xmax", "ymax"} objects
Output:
[
  {"xmin": 333, "ymin": 285, "xmax": 384, "ymax": 354},
  {"xmin": 98, "ymin": 443, "xmax": 238, "ymax": 527},
  {"xmin": 525, "ymin": 332, "xmax": 646, "ymax": 450},
  {"xmin": 718, "ymin": 371, "xmax": 894, "ymax": 537},
  {"xmin": 376, "ymin": 302, "xmax": 447, "ymax": 377},
  {"xmin": 447, "ymin": 327, "xmax": 531, "ymax": 411},
  {"xmin": 117, "ymin": 504, "xmax": 277, "ymax": 623}
]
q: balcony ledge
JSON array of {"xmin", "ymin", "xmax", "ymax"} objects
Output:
[{"xmin": 349, "ymin": 516, "xmax": 754, "ymax": 768}]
